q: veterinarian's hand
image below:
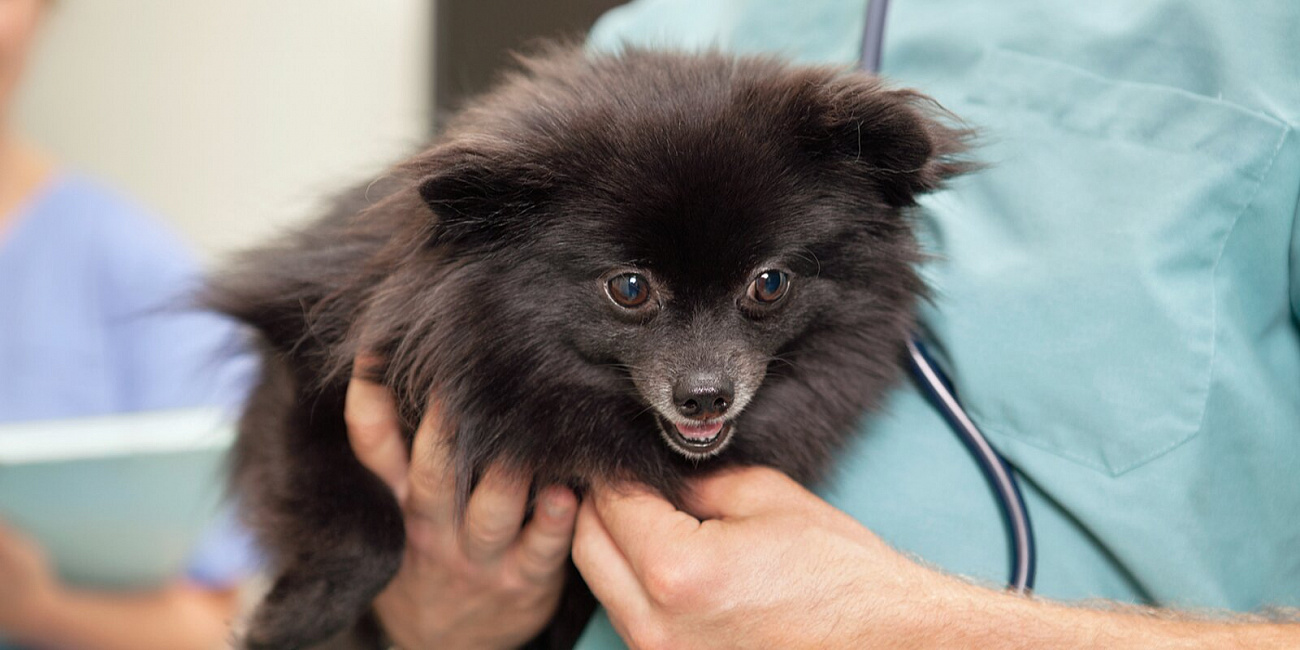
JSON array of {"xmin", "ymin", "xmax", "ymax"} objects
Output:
[
  {"xmin": 0, "ymin": 520, "xmax": 61, "ymax": 637},
  {"xmin": 573, "ymin": 466, "xmax": 944, "ymax": 648},
  {"xmin": 575, "ymin": 468, "xmax": 1300, "ymax": 649},
  {"xmin": 345, "ymin": 362, "xmax": 578, "ymax": 650}
]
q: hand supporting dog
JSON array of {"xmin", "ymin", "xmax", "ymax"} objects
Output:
[
  {"xmin": 345, "ymin": 358, "xmax": 578, "ymax": 649},
  {"xmin": 574, "ymin": 468, "xmax": 917, "ymax": 649},
  {"xmin": 574, "ymin": 468, "xmax": 1300, "ymax": 650}
]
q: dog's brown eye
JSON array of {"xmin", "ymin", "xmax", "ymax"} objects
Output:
[
  {"xmin": 607, "ymin": 273, "xmax": 650, "ymax": 308},
  {"xmin": 748, "ymin": 270, "xmax": 789, "ymax": 304}
]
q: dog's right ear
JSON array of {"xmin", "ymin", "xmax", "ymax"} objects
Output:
[
  {"xmin": 799, "ymin": 74, "xmax": 975, "ymax": 208},
  {"xmin": 412, "ymin": 142, "xmax": 553, "ymax": 247}
]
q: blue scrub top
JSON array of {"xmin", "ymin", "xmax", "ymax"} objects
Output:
[
  {"xmin": 0, "ymin": 173, "xmax": 258, "ymax": 588},
  {"xmin": 579, "ymin": 0, "xmax": 1300, "ymax": 646}
]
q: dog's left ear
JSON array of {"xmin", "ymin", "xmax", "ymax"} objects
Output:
[
  {"xmin": 411, "ymin": 141, "xmax": 553, "ymax": 247},
  {"xmin": 806, "ymin": 75, "xmax": 973, "ymax": 207}
]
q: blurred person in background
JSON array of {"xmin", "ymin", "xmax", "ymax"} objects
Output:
[{"xmin": 0, "ymin": 1, "xmax": 255, "ymax": 648}]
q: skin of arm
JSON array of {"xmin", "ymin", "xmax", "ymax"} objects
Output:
[
  {"xmin": 0, "ymin": 522, "xmax": 238, "ymax": 650},
  {"xmin": 571, "ymin": 467, "xmax": 1298, "ymax": 650}
]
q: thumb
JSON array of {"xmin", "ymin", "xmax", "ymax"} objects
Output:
[{"xmin": 344, "ymin": 354, "xmax": 411, "ymax": 501}]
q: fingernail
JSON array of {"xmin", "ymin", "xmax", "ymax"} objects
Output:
[{"xmin": 545, "ymin": 495, "xmax": 571, "ymax": 518}]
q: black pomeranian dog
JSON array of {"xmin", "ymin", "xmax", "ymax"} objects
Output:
[{"xmin": 208, "ymin": 44, "xmax": 970, "ymax": 649}]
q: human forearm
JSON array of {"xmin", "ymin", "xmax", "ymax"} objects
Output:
[
  {"xmin": 12, "ymin": 583, "xmax": 237, "ymax": 650},
  {"xmin": 900, "ymin": 579, "xmax": 1298, "ymax": 650}
]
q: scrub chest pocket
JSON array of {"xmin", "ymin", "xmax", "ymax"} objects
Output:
[{"xmin": 919, "ymin": 49, "xmax": 1289, "ymax": 475}]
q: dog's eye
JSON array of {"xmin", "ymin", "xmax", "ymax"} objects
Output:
[
  {"xmin": 607, "ymin": 273, "xmax": 651, "ymax": 308},
  {"xmin": 748, "ymin": 270, "xmax": 790, "ymax": 304}
]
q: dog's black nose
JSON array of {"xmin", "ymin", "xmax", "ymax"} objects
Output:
[{"xmin": 673, "ymin": 374, "xmax": 734, "ymax": 419}]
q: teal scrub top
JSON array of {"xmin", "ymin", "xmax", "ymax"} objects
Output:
[{"xmin": 578, "ymin": 1, "xmax": 1300, "ymax": 645}]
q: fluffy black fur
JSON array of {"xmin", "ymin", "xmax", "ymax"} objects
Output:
[{"xmin": 207, "ymin": 45, "xmax": 971, "ymax": 649}]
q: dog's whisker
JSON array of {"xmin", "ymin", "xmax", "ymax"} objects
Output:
[
  {"xmin": 764, "ymin": 353, "xmax": 803, "ymax": 372},
  {"xmin": 795, "ymin": 247, "xmax": 823, "ymax": 277}
]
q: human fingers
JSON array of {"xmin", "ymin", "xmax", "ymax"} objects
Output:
[
  {"xmin": 571, "ymin": 498, "xmax": 651, "ymax": 621},
  {"xmin": 589, "ymin": 482, "xmax": 700, "ymax": 579},
  {"xmin": 405, "ymin": 400, "xmax": 458, "ymax": 525},
  {"xmin": 460, "ymin": 463, "xmax": 530, "ymax": 563},
  {"xmin": 512, "ymin": 485, "xmax": 578, "ymax": 584},
  {"xmin": 344, "ymin": 356, "xmax": 410, "ymax": 500},
  {"xmin": 683, "ymin": 466, "xmax": 806, "ymax": 520}
]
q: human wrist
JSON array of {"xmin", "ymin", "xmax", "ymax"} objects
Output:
[
  {"xmin": 879, "ymin": 575, "xmax": 1022, "ymax": 648},
  {"xmin": 372, "ymin": 586, "xmax": 429, "ymax": 650},
  {"xmin": 855, "ymin": 569, "xmax": 1100, "ymax": 650},
  {"xmin": 372, "ymin": 587, "xmax": 496, "ymax": 650},
  {"xmin": 826, "ymin": 556, "xmax": 996, "ymax": 648},
  {"xmin": 897, "ymin": 582, "xmax": 1134, "ymax": 650}
]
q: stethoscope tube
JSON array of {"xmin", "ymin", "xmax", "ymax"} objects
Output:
[
  {"xmin": 859, "ymin": 0, "xmax": 891, "ymax": 75},
  {"xmin": 907, "ymin": 339, "xmax": 1036, "ymax": 593},
  {"xmin": 859, "ymin": 0, "xmax": 1036, "ymax": 593}
]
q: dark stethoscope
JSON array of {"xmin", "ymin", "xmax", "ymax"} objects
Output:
[{"xmin": 861, "ymin": 0, "xmax": 1037, "ymax": 593}]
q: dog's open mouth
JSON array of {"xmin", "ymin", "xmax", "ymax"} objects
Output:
[{"xmin": 656, "ymin": 415, "xmax": 733, "ymax": 457}]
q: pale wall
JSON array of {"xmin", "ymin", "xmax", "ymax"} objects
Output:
[{"xmin": 15, "ymin": 1, "xmax": 433, "ymax": 263}]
